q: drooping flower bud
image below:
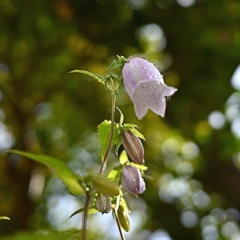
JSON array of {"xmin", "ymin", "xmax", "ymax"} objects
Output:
[
  {"xmin": 122, "ymin": 57, "xmax": 177, "ymax": 119},
  {"xmin": 96, "ymin": 193, "xmax": 111, "ymax": 214},
  {"xmin": 121, "ymin": 165, "xmax": 146, "ymax": 196},
  {"xmin": 90, "ymin": 173, "xmax": 119, "ymax": 197},
  {"xmin": 121, "ymin": 129, "xmax": 144, "ymax": 164},
  {"xmin": 117, "ymin": 204, "xmax": 130, "ymax": 232}
]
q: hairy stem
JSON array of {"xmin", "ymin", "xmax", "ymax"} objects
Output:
[
  {"xmin": 82, "ymin": 191, "xmax": 91, "ymax": 240},
  {"xmin": 113, "ymin": 208, "xmax": 126, "ymax": 240},
  {"xmin": 99, "ymin": 94, "xmax": 116, "ymax": 174}
]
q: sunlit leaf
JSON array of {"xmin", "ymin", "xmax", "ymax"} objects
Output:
[
  {"xmin": 97, "ymin": 120, "xmax": 120, "ymax": 158},
  {"xmin": 0, "ymin": 216, "xmax": 10, "ymax": 220},
  {"xmin": 119, "ymin": 150, "xmax": 128, "ymax": 165},
  {"xmin": 123, "ymin": 124, "xmax": 145, "ymax": 140},
  {"xmin": 107, "ymin": 168, "xmax": 119, "ymax": 181},
  {"xmin": 9, "ymin": 150, "xmax": 84, "ymax": 196}
]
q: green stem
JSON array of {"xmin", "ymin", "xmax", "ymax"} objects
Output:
[
  {"xmin": 99, "ymin": 94, "xmax": 116, "ymax": 174},
  {"xmin": 82, "ymin": 191, "xmax": 91, "ymax": 240},
  {"xmin": 113, "ymin": 208, "xmax": 126, "ymax": 240}
]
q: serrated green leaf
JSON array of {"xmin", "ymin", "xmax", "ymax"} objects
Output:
[
  {"xmin": 97, "ymin": 120, "xmax": 120, "ymax": 158},
  {"xmin": 9, "ymin": 150, "xmax": 84, "ymax": 196},
  {"xmin": 70, "ymin": 69, "xmax": 105, "ymax": 84}
]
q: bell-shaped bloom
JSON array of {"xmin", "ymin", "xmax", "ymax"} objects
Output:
[
  {"xmin": 122, "ymin": 57, "xmax": 177, "ymax": 119},
  {"xmin": 121, "ymin": 165, "xmax": 146, "ymax": 196}
]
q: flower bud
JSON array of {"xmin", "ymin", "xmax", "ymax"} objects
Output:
[
  {"xmin": 90, "ymin": 173, "xmax": 119, "ymax": 197},
  {"xmin": 96, "ymin": 193, "xmax": 111, "ymax": 214},
  {"xmin": 105, "ymin": 76, "xmax": 120, "ymax": 93},
  {"xmin": 122, "ymin": 130, "xmax": 144, "ymax": 164},
  {"xmin": 121, "ymin": 165, "xmax": 146, "ymax": 196},
  {"xmin": 117, "ymin": 204, "xmax": 130, "ymax": 232}
]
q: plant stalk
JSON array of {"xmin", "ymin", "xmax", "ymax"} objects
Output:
[
  {"xmin": 113, "ymin": 208, "xmax": 126, "ymax": 240},
  {"xmin": 99, "ymin": 93, "xmax": 116, "ymax": 174},
  {"xmin": 82, "ymin": 191, "xmax": 91, "ymax": 240}
]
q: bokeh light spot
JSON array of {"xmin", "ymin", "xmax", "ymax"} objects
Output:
[
  {"xmin": 177, "ymin": 0, "xmax": 196, "ymax": 8},
  {"xmin": 181, "ymin": 141, "xmax": 199, "ymax": 159},
  {"xmin": 148, "ymin": 229, "xmax": 172, "ymax": 240},
  {"xmin": 231, "ymin": 65, "xmax": 240, "ymax": 90},
  {"xmin": 208, "ymin": 111, "xmax": 225, "ymax": 129},
  {"xmin": 180, "ymin": 209, "xmax": 198, "ymax": 228}
]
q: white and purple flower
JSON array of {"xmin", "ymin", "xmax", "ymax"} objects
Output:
[{"xmin": 122, "ymin": 57, "xmax": 177, "ymax": 119}]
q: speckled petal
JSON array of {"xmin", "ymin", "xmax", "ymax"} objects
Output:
[
  {"xmin": 122, "ymin": 57, "xmax": 177, "ymax": 119},
  {"xmin": 131, "ymin": 81, "xmax": 177, "ymax": 119}
]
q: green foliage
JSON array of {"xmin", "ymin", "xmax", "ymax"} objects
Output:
[
  {"xmin": 0, "ymin": 217, "xmax": 10, "ymax": 221},
  {"xmin": 97, "ymin": 120, "xmax": 121, "ymax": 157},
  {"xmin": 1, "ymin": 230, "xmax": 84, "ymax": 240},
  {"xmin": 9, "ymin": 150, "xmax": 84, "ymax": 196}
]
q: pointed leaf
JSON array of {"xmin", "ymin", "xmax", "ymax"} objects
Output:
[
  {"xmin": 10, "ymin": 150, "xmax": 84, "ymax": 196},
  {"xmin": 69, "ymin": 206, "xmax": 97, "ymax": 218},
  {"xmin": 123, "ymin": 124, "xmax": 145, "ymax": 140},
  {"xmin": 116, "ymin": 107, "xmax": 124, "ymax": 126},
  {"xmin": 70, "ymin": 70, "xmax": 105, "ymax": 84}
]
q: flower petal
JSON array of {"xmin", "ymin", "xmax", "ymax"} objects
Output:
[
  {"xmin": 122, "ymin": 57, "xmax": 177, "ymax": 119},
  {"xmin": 131, "ymin": 80, "xmax": 177, "ymax": 119},
  {"xmin": 122, "ymin": 58, "xmax": 163, "ymax": 97}
]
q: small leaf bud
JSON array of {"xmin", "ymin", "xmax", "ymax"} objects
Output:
[
  {"xmin": 121, "ymin": 165, "xmax": 146, "ymax": 196},
  {"xmin": 122, "ymin": 130, "xmax": 144, "ymax": 164},
  {"xmin": 105, "ymin": 76, "xmax": 120, "ymax": 93}
]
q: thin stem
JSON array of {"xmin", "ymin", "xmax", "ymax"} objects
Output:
[
  {"xmin": 82, "ymin": 191, "xmax": 91, "ymax": 240},
  {"xmin": 113, "ymin": 208, "xmax": 126, "ymax": 240},
  {"xmin": 99, "ymin": 94, "xmax": 116, "ymax": 174}
]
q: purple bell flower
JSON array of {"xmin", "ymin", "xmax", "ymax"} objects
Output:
[{"xmin": 122, "ymin": 57, "xmax": 177, "ymax": 119}]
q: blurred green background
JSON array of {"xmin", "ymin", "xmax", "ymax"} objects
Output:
[{"xmin": 1, "ymin": 0, "xmax": 240, "ymax": 239}]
